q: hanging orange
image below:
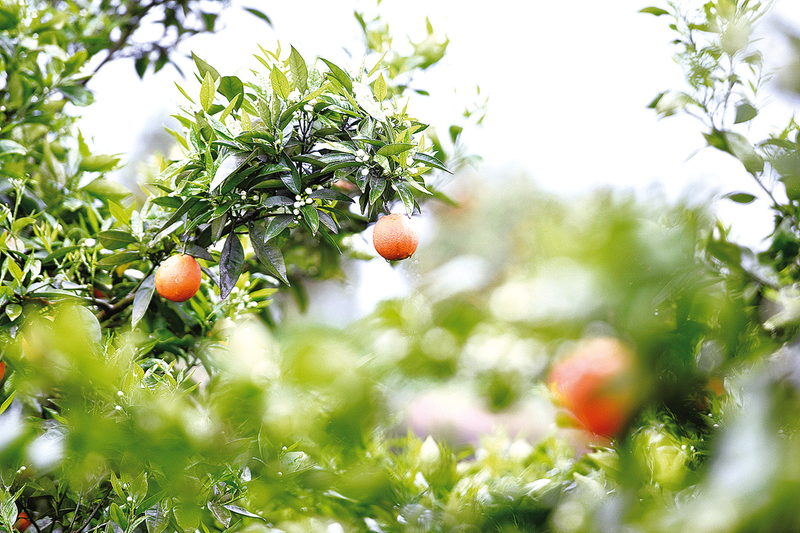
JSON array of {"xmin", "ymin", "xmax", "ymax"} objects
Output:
[
  {"xmin": 155, "ymin": 254, "xmax": 202, "ymax": 302},
  {"xmin": 372, "ymin": 213, "xmax": 419, "ymax": 261}
]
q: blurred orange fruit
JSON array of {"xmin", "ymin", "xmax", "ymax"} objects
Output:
[
  {"xmin": 373, "ymin": 213, "xmax": 418, "ymax": 261},
  {"xmin": 15, "ymin": 512, "xmax": 30, "ymax": 532},
  {"xmin": 155, "ymin": 254, "xmax": 202, "ymax": 302},
  {"xmin": 548, "ymin": 337, "xmax": 639, "ymax": 438}
]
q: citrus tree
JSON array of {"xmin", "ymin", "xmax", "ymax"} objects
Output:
[{"xmin": 3, "ymin": 1, "xmax": 800, "ymax": 533}]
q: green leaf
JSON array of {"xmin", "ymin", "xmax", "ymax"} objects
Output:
[
  {"xmin": 11, "ymin": 216, "xmax": 35, "ymax": 235},
  {"xmin": 734, "ymin": 103, "xmax": 758, "ymax": 124},
  {"xmin": 309, "ymin": 188, "xmax": 354, "ymax": 203},
  {"xmin": 210, "ymin": 152, "xmax": 249, "ymax": 192},
  {"xmin": 300, "ymin": 204, "xmax": 319, "ymax": 235},
  {"xmin": 200, "ymin": 72, "xmax": 215, "ymax": 112},
  {"xmin": 723, "ymin": 192, "xmax": 757, "ymax": 204},
  {"xmin": 131, "ymin": 274, "xmax": 154, "ymax": 328},
  {"xmin": 220, "ymin": 231, "xmax": 244, "ymax": 299},
  {"xmin": 377, "ymin": 143, "xmax": 415, "ymax": 157},
  {"xmin": 219, "ymin": 76, "xmax": 244, "ymax": 107},
  {"xmin": 97, "ymin": 230, "xmax": 138, "ymax": 250},
  {"xmin": 192, "ymin": 52, "xmax": 220, "ymax": 81},
  {"xmin": 79, "ymin": 154, "xmax": 121, "ymax": 173},
  {"xmin": 287, "ymin": 46, "xmax": 308, "ymax": 93},
  {"xmin": 151, "ymin": 197, "xmax": 199, "ymax": 243},
  {"xmin": 0, "ymin": 139, "xmax": 25, "ymax": 157},
  {"xmin": 110, "ymin": 503, "xmax": 127, "ymax": 531},
  {"xmin": 374, "ymin": 73, "xmax": 387, "ymax": 102},
  {"xmin": 413, "ymin": 152, "xmax": 451, "ymax": 173},
  {"xmin": 280, "ymin": 155, "xmax": 302, "ymax": 194},
  {"xmin": 82, "ymin": 178, "xmax": 131, "ymax": 201},
  {"xmin": 243, "ymin": 7, "xmax": 272, "ymax": 25},
  {"xmin": 368, "ymin": 176, "xmax": 387, "ymax": 205},
  {"xmin": 0, "ymin": 392, "xmax": 15, "ymax": 417},
  {"xmin": 317, "ymin": 209, "xmax": 338, "ymax": 233},
  {"xmin": 270, "ymin": 67, "xmax": 291, "ymax": 100},
  {"xmin": 219, "ymin": 94, "xmax": 241, "ymax": 122},
  {"xmin": 59, "ymin": 84, "xmax": 94, "ymax": 106},
  {"xmin": 249, "ymin": 221, "xmax": 290, "ymax": 285},
  {"xmin": 223, "ymin": 505, "xmax": 265, "ymax": 520},
  {"xmin": 207, "ymin": 501, "xmax": 231, "ymax": 529},
  {"xmin": 320, "ymin": 58, "xmax": 352, "ymax": 92},
  {"xmin": 639, "ymin": 7, "xmax": 670, "ymax": 16},
  {"xmin": 723, "ymin": 131, "xmax": 764, "ymax": 175},
  {"xmin": 393, "ymin": 181, "xmax": 416, "ymax": 215},
  {"xmin": 151, "ymin": 196, "xmax": 183, "ymax": 209},
  {"xmin": 264, "ymin": 214, "xmax": 294, "ymax": 241},
  {"xmin": 145, "ymin": 501, "xmax": 172, "ymax": 533},
  {"xmin": 96, "ymin": 251, "xmax": 140, "ymax": 267},
  {"xmin": 5, "ymin": 302, "xmax": 21, "ymax": 320}
]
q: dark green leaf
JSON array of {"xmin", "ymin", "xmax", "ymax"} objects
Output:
[
  {"xmin": 723, "ymin": 192, "xmax": 756, "ymax": 204},
  {"xmin": 132, "ymin": 274, "xmax": 155, "ymax": 328},
  {"xmin": 151, "ymin": 198, "xmax": 199, "ymax": 243},
  {"xmin": 135, "ymin": 55, "xmax": 149, "ymax": 78},
  {"xmin": 280, "ymin": 155, "xmax": 301, "ymax": 194},
  {"xmin": 220, "ymin": 231, "xmax": 244, "ymax": 299},
  {"xmin": 413, "ymin": 152, "xmax": 451, "ymax": 173},
  {"xmin": 192, "ymin": 52, "xmax": 220, "ymax": 81},
  {"xmin": 264, "ymin": 214, "xmax": 294, "ymax": 241},
  {"xmin": 300, "ymin": 204, "xmax": 319, "ymax": 235},
  {"xmin": 219, "ymin": 76, "xmax": 244, "ymax": 109},
  {"xmin": 317, "ymin": 209, "xmax": 338, "ymax": 233},
  {"xmin": 320, "ymin": 58, "xmax": 352, "ymax": 92},
  {"xmin": 249, "ymin": 221, "xmax": 290, "ymax": 285},
  {"xmin": 243, "ymin": 7, "xmax": 272, "ymax": 25},
  {"xmin": 151, "ymin": 196, "xmax": 183, "ymax": 209},
  {"xmin": 309, "ymin": 188, "xmax": 354, "ymax": 202}
]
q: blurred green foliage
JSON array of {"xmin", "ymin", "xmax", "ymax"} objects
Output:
[{"xmin": 3, "ymin": 1, "xmax": 800, "ymax": 533}]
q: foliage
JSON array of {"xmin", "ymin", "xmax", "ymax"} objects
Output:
[{"xmin": 3, "ymin": 1, "xmax": 800, "ymax": 533}]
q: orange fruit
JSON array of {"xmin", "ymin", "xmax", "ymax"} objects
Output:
[
  {"xmin": 548, "ymin": 337, "xmax": 639, "ymax": 438},
  {"xmin": 372, "ymin": 213, "xmax": 418, "ymax": 261},
  {"xmin": 155, "ymin": 254, "xmax": 202, "ymax": 302},
  {"xmin": 0, "ymin": 361, "xmax": 5, "ymax": 382},
  {"xmin": 15, "ymin": 512, "xmax": 30, "ymax": 532}
]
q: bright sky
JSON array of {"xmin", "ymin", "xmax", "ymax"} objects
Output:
[{"xmin": 80, "ymin": 0, "xmax": 800, "ymax": 318}]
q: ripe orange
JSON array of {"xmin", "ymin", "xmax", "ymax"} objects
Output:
[
  {"xmin": 0, "ymin": 361, "xmax": 5, "ymax": 382},
  {"xmin": 548, "ymin": 337, "xmax": 639, "ymax": 438},
  {"xmin": 15, "ymin": 512, "xmax": 30, "ymax": 532},
  {"xmin": 155, "ymin": 254, "xmax": 202, "ymax": 302},
  {"xmin": 372, "ymin": 213, "xmax": 418, "ymax": 261}
]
